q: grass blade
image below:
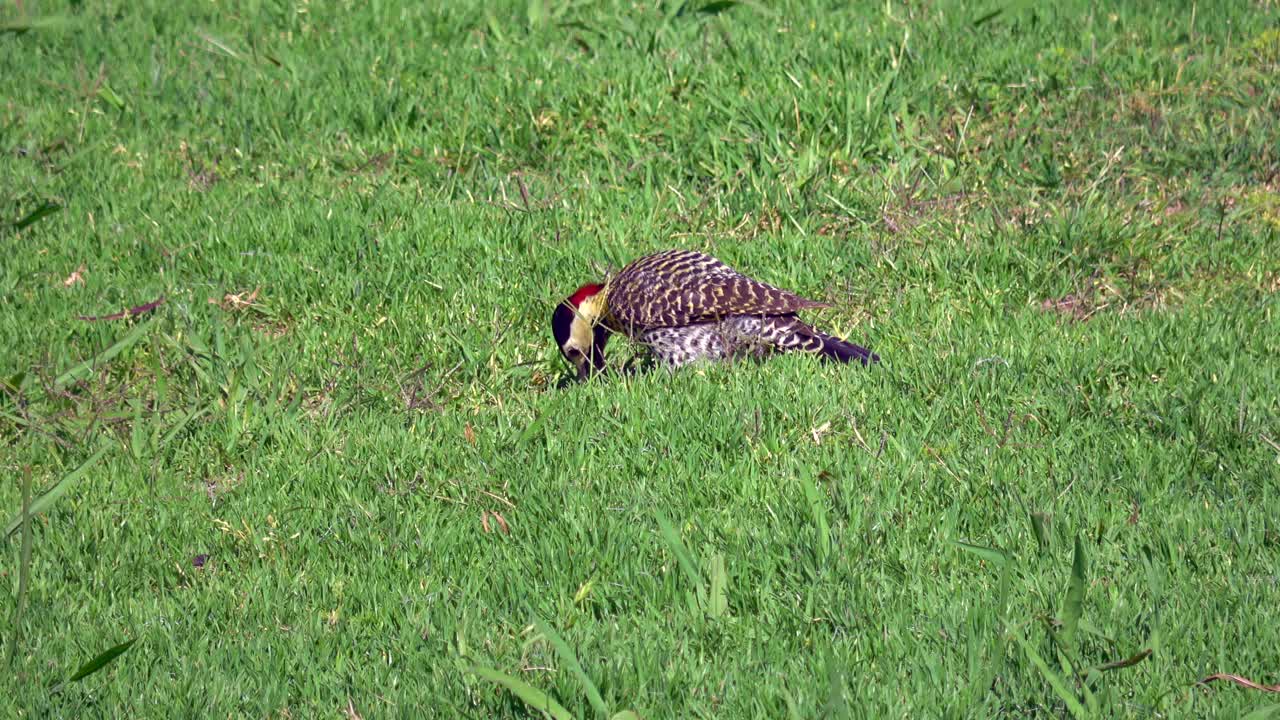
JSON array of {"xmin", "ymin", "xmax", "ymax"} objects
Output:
[
  {"xmin": 3, "ymin": 444, "xmax": 110, "ymax": 537},
  {"xmin": 0, "ymin": 16, "xmax": 72, "ymax": 34},
  {"xmin": 697, "ymin": 1, "xmax": 740, "ymax": 15},
  {"xmin": 7, "ymin": 467, "xmax": 33, "ymax": 664},
  {"xmin": 971, "ymin": 559, "xmax": 1012, "ymax": 706},
  {"xmin": 55, "ymin": 316, "xmax": 159, "ymax": 389},
  {"xmin": 129, "ymin": 402, "xmax": 147, "ymax": 461},
  {"xmin": 1012, "ymin": 632, "xmax": 1088, "ymax": 719},
  {"xmin": 469, "ymin": 666, "xmax": 574, "ymax": 720},
  {"xmin": 1030, "ymin": 511, "xmax": 1051, "ymax": 556},
  {"xmin": 1242, "ymin": 704, "xmax": 1280, "ymax": 720},
  {"xmin": 821, "ymin": 645, "xmax": 850, "ymax": 718},
  {"xmin": 158, "ymin": 405, "xmax": 210, "ymax": 449},
  {"xmin": 514, "ymin": 412, "xmax": 547, "ymax": 449},
  {"xmin": 955, "ymin": 540, "xmax": 1009, "ymax": 567},
  {"xmin": 1061, "ymin": 534, "xmax": 1087, "ymax": 647},
  {"xmin": 11, "ymin": 201, "xmax": 62, "ymax": 229},
  {"xmin": 65, "ymin": 638, "xmax": 137, "ymax": 683},
  {"xmin": 195, "ymin": 29, "xmax": 244, "ymax": 60},
  {"xmin": 1, "ymin": 370, "xmax": 28, "ymax": 397},
  {"xmin": 971, "ymin": 8, "xmax": 1002, "ymax": 27},
  {"xmin": 802, "ymin": 478, "xmax": 830, "ymax": 563},
  {"xmin": 484, "ymin": 10, "xmax": 507, "ymax": 44},
  {"xmin": 527, "ymin": 0, "xmax": 548, "ymax": 29},
  {"xmin": 1140, "ymin": 544, "xmax": 1165, "ymax": 601},
  {"xmin": 0, "ymin": 408, "xmax": 32, "ymax": 429},
  {"xmin": 1140, "ymin": 544, "xmax": 1165, "ymax": 654},
  {"xmin": 655, "ymin": 512, "xmax": 702, "ymax": 589},
  {"xmin": 706, "ymin": 553, "xmax": 728, "ymax": 619},
  {"xmin": 1095, "ymin": 648, "xmax": 1152, "ymax": 673},
  {"xmin": 533, "ymin": 617, "xmax": 609, "ymax": 718}
]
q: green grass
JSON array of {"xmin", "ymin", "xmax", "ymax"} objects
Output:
[{"xmin": 3, "ymin": 0, "xmax": 1280, "ymax": 716}]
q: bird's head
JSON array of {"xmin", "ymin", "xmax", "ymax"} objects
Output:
[{"xmin": 551, "ymin": 283, "xmax": 610, "ymax": 380}]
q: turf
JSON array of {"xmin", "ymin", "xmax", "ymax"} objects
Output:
[{"xmin": 3, "ymin": 0, "xmax": 1280, "ymax": 717}]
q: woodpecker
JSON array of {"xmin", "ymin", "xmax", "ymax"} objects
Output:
[{"xmin": 551, "ymin": 249, "xmax": 878, "ymax": 379}]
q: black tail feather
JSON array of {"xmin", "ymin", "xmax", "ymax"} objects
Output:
[{"xmin": 816, "ymin": 332, "xmax": 879, "ymax": 366}]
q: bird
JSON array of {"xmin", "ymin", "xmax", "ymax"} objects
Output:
[{"xmin": 551, "ymin": 249, "xmax": 878, "ymax": 379}]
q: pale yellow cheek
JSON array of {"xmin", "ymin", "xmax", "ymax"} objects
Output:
[{"xmin": 569, "ymin": 319, "xmax": 594, "ymax": 350}]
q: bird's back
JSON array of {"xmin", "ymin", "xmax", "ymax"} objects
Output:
[{"xmin": 603, "ymin": 249, "xmax": 828, "ymax": 335}]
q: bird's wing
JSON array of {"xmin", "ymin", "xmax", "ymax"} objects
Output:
[{"xmin": 605, "ymin": 250, "xmax": 829, "ymax": 333}]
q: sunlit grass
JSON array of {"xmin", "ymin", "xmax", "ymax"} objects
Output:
[{"xmin": 2, "ymin": 0, "xmax": 1279, "ymax": 716}]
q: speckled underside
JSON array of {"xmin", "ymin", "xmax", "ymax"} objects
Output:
[{"xmin": 639, "ymin": 315, "xmax": 826, "ymax": 367}]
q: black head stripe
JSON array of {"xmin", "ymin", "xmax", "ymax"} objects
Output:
[
  {"xmin": 551, "ymin": 302, "xmax": 575, "ymax": 351},
  {"xmin": 589, "ymin": 324, "xmax": 610, "ymax": 372}
]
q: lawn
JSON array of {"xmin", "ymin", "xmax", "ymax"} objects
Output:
[{"xmin": 2, "ymin": 0, "xmax": 1279, "ymax": 717}]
